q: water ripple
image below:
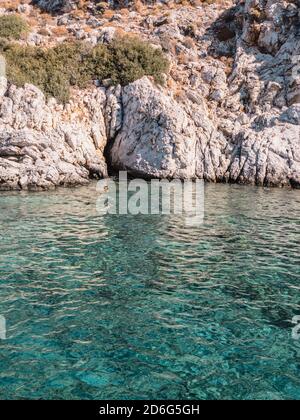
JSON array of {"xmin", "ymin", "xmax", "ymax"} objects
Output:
[{"xmin": 0, "ymin": 183, "xmax": 299, "ymax": 399}]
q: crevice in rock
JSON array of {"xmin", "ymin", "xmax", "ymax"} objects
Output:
[{"xmin": 103, "ymin": 136, "xmax": 117, "ymax": 177}]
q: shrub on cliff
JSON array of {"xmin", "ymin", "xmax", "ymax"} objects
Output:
[
  {"xmin": 0, "ymin": 42, "xmax": 48, "ymax": 90},
  {"xmin": 108, "ymin": 36, "xmax": 169, "ymax": 85},
  {"xmin": 0, "ymin": 15, "xmax": 29, "ymax": 40},
  {"xmin": 90, "ymin": 36, "xmax": 169, "ymax": 85},
  {"xmin": 0, "ymin": 41, "xmax": 90, "ymax": 103},
  {"xmin": 0, "ymin": 36, "xmax": 169, "ymax": 103}
]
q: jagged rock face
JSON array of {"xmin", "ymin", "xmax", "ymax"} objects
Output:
[
  {"xmin": 108, "ymin": 78, "xmax": 300, "ymax": 187},
  {"xmin": 0, "ymin": 0, "xmax": 299, "ymax": 189},
  {"xmin": 242, "ymin": 0, "xmax": 300, "ymax": 54},
  {"xmin": 108, "ymin": 2, "xmax": 300, "ymax": 187},
  {"xmin": 108, "ymin": 0, "xmax": 300, "ymax": 187},
  {"xmin": 110, "ymin": 78, "xmax": 197, "ymax": 179},
  {"xmin": 0, "ymin": 78, "xmax": 108, "ymax": 190},
  {"xmin": 231, "ymin": 0, "xmax": 300, "ymax": 109}
]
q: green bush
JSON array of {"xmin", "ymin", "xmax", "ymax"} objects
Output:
[
  {"xmin": 108, "ymin": 36, "xmax": 169, "ymax": 85},
  {"xmin": 0, "ymin": 35, "xmax": 169, "ymax": 103},
  {"xmin": 0, "ymin": 41, "xmax": 89, "ymax": 103},
  {"xmin": 0, "ymin": 15, "xmax": 29, "ymax": 40}
]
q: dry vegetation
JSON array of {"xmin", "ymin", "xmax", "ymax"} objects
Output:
[
  {"xmin": 0, "ymin": 14, "xmax": 29, "ymax": 40},
  {"xmin": 0, "ymin": 15, "xmax": 170, "ymax": 103}
]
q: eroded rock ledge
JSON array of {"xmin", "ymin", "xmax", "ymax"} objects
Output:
[
  {"xmin": 0, "ymin": 78, "xmax": 108, "ymax": 190},
  {"xmin": 1, "ymin": 75, "xmax": 299, "ymax": 190},
  {"xmin": 0, "ymin": 0, "xmax": 299, "ymax": 190}
]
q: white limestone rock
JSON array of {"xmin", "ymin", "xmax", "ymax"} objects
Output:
[
  {"xmin": 0, "ymin": 81, "xmax": 108, "ymax": 191},
  {"xmin": 110, "ymin": 77, "xmax": 197, "ymax": 179}
]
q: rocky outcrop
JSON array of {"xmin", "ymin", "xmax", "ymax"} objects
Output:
[
  {"xmin": 32, "ymin": 0, "xmax": 78, "ymax": 14},
  {"xmin": 110, "ymin": 77, "xmax": 197, "ymax": 179},
  {"xmin": 0, "ymin": 0, "xmax": 299, "ymax": 189},
  {"xmin": 213, "ymin": 0, "xmax": 300, "ymax": 186},
  {"xmin": 108, "ymin": 0, "xmax": 300, "ymax": 187},
  {"xmin": 108, "ymin": 77, "xmax": 300, "ymax": 187},
  {"xmin": 0, "ymin": 77, "xmax": 108, "ymax": 190}
]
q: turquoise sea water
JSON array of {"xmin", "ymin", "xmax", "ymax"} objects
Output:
[{"xmin": 0, "ymin": 182, "xmax": 299, "ymax": 400}]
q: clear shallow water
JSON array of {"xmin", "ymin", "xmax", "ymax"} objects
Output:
[{"xmin": 0, "ymin": 182, "xmax": 299, "ymax": 400}]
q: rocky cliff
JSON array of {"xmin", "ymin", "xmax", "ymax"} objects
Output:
[
  {"xmin": 0, "ymin": 78, "xmax": 108, "ymax": 190},
  {"xmin": 0, "ymin": 0, "xmax": 299, "ymax": 190}
]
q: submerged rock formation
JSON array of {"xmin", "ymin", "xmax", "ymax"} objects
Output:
[{"xmin": 0, "ymin": 0, "xmax": 299, "ymax": 189}]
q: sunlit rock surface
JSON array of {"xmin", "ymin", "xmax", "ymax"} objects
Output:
[{"xmin": 0, "ymin": 0, "xmax": 299, "ymax": 189}]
